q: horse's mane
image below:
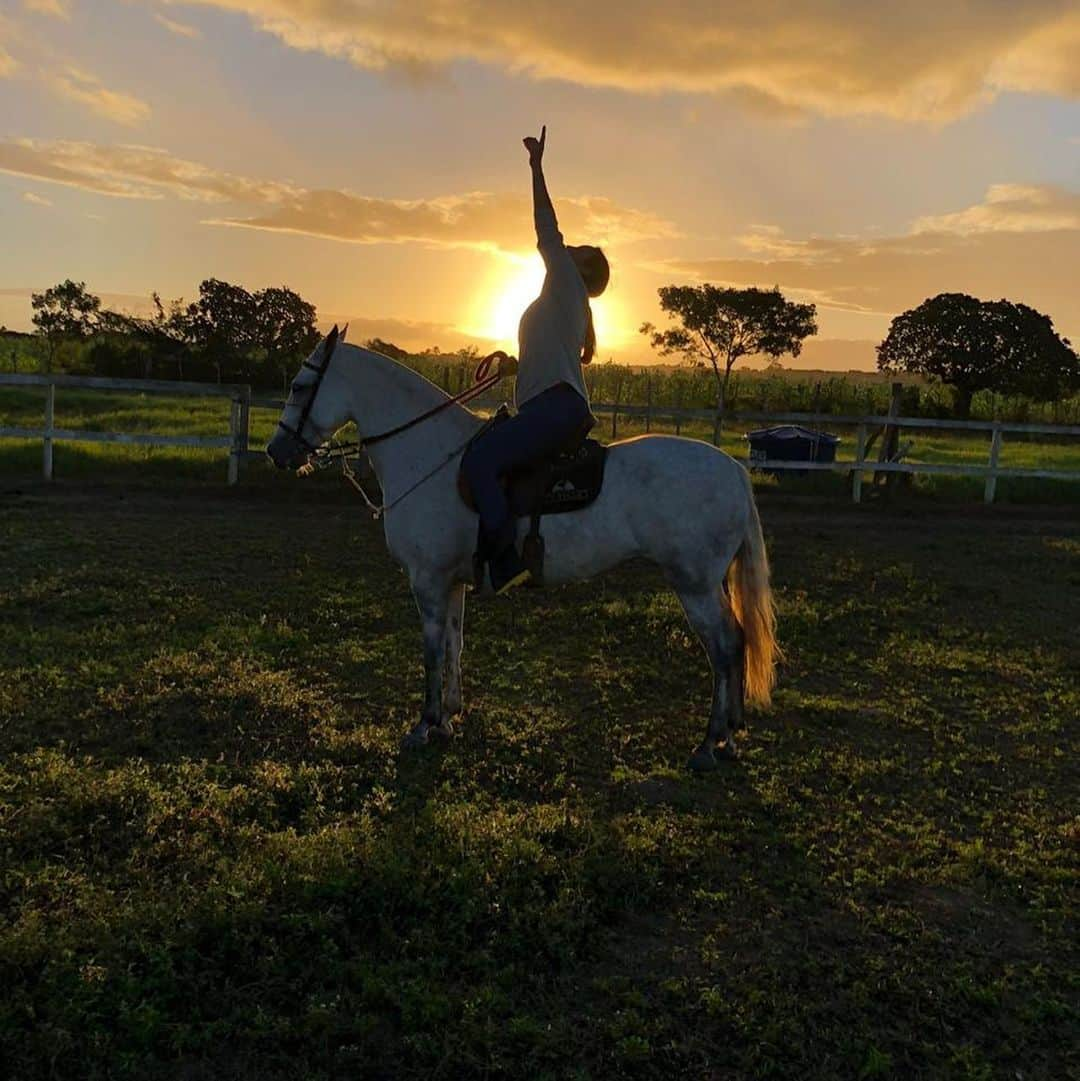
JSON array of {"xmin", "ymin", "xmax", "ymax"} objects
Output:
[{"xmin": 341, "ymin": 343, "xmax": 483, "ymax": 430}]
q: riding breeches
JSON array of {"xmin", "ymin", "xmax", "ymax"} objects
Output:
[{"xmin": 462, "ymin": 382, "xmax": 591, "ymax": 552}]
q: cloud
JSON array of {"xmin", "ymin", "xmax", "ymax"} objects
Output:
[
  {"xmin": 0, "ymin": 138, "xmax": 298, "ymax": 201},
  {"xmin": 0, "ymin": 46, "xmax": 18, "ymax": 78},
  {"xmin": 210, "ymin": 190, "xmax": 677, "ymax": 250},
  {"xmin": 168, "ymin": 0, "xmax": 1080, "ymax": 122},
  {"xmin": 663, "ymin": 185, "xmax": 1080, "ymax": 335},
  {"xmin": 22, "ymin": 0, "xmax": 71, "ymax": 17},
  {"xmin": 22, "ymin": 191, "xmax": 52, "ymax": 206},
  {"xmin": 913, "ymin": 183, "xmax": 1080, "ymax": 234},
  {"xmin": 154, "ymin": 12, "xmax": 202, "ymax": 39},
  {"xmin": 48, "ymin": 68, "xmax": 151, "ymax": 126},
  {"xmin": 0, "ymin": 137, "xmax": 674, "ymax": 251}
]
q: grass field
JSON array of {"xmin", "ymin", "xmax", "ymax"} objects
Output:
[
  {"xmin": 1, "ymin": 386, "xmax": 1078, "ymax": 504},
  {"xmin": 1, "ymin": 482, "xmax": 1077, "ymax": 1080}
]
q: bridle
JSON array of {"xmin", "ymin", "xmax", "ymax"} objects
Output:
[
  {"xmin": 275, "ymin": 324, "xmax": 344, "ymax": 455},
  {"xmin": 277, "ymin": 326, "xmax": 509, "ymax": 515}
]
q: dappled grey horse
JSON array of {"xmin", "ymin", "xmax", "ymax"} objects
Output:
[{"xmin": 266, "ymin": 330, "xmax": 780, "ymax": 770}]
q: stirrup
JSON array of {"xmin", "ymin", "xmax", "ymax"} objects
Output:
[{"xmin": 495, "ymin": 567, "xmax": 531, "ymax": 596}]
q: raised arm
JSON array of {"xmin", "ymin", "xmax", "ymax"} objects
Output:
[{"xmin": 523, "ymin": 125, "xmax": 563, "ymax": 257}]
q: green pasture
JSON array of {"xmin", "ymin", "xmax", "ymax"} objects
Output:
[
  {"xmin": 0, "ymin": 487, "xmax": 1076, "ymax": 1079},
  {"xmin": 1, "ymin": 386, "xmax": 1077, "ymax": 503}
]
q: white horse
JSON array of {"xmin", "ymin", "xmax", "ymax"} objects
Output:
[{"xmin": 266, "ymin": 331, "xmax": 780, "ymax": 770}]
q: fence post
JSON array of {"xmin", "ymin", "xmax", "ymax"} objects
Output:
[
  {"xmin": 237, "ymin": 386, "xmax": 251, "ymax": 480},
  {"xmin": 227, "ymin": 396, "xmax": 242, "ymax": 486},
  {"xmin": 645, "ymin": 374, "xmax": 652, "ymax": 433},
  {"xmin": 984, "ymin": 425, "xmax": 1003, "ymax": 504},
  {"xmin": 43, "ymin": 380, "xmax": 55, "ymax": 481},
  {"xmin": 852, "ymin": 422, "xmax": 867, "ymax": 504}
]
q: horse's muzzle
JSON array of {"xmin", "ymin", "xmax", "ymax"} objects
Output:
[{"xmin": 265, "ymin": 431, "xmax": 308, "ymax": 471}]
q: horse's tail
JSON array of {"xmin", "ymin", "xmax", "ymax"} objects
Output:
[{"xmin": 726, "ymin": 465, "xmax": 780, "ymax": 707}]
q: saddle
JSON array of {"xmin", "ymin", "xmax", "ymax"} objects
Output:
[{"xmin": 457, "ymin": 405, "xmax": 608, "ymax": 587}]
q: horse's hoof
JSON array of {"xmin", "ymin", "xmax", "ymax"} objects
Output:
[
  {"xmin": 429, "ymin": 719, "xmax": 454, "ymax": 740},
  {"xmin": 687, "ymin": 747, "xmax": 718, "ymax": 772},
  {"xmin": 401, "ymin": 725, "xmax": 430, "ymax": 750}
]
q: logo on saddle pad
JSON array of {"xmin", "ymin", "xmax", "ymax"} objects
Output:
[{"xmin": 549, "ymin": 479, "xmax": 581, "ymax": 501}]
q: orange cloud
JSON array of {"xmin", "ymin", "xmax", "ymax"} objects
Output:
[
  {"xmin": 0, "ymin": 138, "xmax": 297, "ymax": 200},
  {"xmin": 169, "ymin": 0, "xmax": 1080, "ymax": 121},
  {"xmin": 211, "ymin": 191, "xmax": 677, "ymax": 250},
  {"xmin": 913, "ymin": 184, "xmax": 1080, "ymax": 234},
  {"xmin": 48, "ymin": 68, "xmax": 151, "ymax": 126},
  {"xmin": 0, "ymin": 137, "xmax": 675, "ymax": 250},
  {"xmin": 664, "ymin": 185, "xmax": 1080, "ymax": 336},
  {"xmin": 154, "ymin": 12, "xmax": 202, "ymax": 39},
  {"xmin": 22, "ymin": 0, "xmax": 71, "ymax": 18}
]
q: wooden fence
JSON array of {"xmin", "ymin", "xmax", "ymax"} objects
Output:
[
  {"xmin": 573, "ymin": 402, "xmax": 1080, "ymax": 504},
  {"xmin": 0, "ymin": 373, "xmax": 251, "ymax": 484},
  {"xmin": 3, "ymin": 374, "xmax": 1078, "ymax": 503}
]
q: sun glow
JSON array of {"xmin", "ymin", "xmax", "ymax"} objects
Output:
[{"xmin": 467, "ymin": 253, "xmax": 629, "ymax": 359}]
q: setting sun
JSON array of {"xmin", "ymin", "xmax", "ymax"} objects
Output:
[{"xmin": 467, "ymin": 253, "xmax": 629, "ymax": 358}]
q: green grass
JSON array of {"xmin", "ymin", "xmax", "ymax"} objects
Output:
[
  {"xmin": 2, "ymin": 387, "xmax": 1078, "ymax": 503},
  {"xmin": 0, "ymin": 485, "xmax": 1077, "ymax": 1079}
]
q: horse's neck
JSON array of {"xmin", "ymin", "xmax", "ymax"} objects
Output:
[{"xmin": 342, "ymin": 346, "xmax": 481, "ymax": 496}]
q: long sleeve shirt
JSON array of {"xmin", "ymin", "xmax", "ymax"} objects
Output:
[{"xmin": 513, "ymin": 201, "xmax": 591, "ymax": 410}]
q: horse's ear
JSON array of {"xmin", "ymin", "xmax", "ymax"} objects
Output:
[
  {"xmin": 326, "ymin": 324, "xmax": 339, "ymax": 351},
  {"xmin": 340, "ymin": 322, "xmax": 349, "ymax": 342}
]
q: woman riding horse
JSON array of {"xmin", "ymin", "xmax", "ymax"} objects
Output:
[{"xmin": 462, "ymin": 126, "xmax": 610, "ymax": 594}]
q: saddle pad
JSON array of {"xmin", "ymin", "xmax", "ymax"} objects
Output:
[{"xmin": 508, "ymin": 439, "xmax": 607, "ymax": 517}]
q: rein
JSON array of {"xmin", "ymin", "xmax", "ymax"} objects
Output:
[{"xmin": 287, "ymin": 339, "xmax": 510, "ymax": 519}]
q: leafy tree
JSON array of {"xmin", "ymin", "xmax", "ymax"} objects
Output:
[
  {"xmin": 31, "ymin": 280, "xmax": 101, "ymax": 371},
  {"xmin": 183, "ymin": 278, "xmax": 258, "ymax": 383},
  {"xmin": 253, "ymin": 286, "xmax": 320, "ymax": 393},
  {"xmin": 641, "ymin": 284, "xmax": 817, "ymax": 438},
  {"xmin": 99, "ymin": 292, "xmax": 191, "ymax": 379},
  {"xmin": 877, "ymin": 293, "xmax": 1080, "ymax": 418}
]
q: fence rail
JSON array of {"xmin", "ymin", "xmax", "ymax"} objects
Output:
[
  {"xmin": 0, "ymin": 373, "xmax": 251, "ymax": 484},
  {"xmin": 3, "ymin": 374, "xmax": 1078, "ymax": 502}
]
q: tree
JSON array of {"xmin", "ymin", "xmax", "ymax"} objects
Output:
[
  {"xmin": 31, "ymin": 280, "xmax": 101, "ymax": 371},
  {"xmin": 183, "ymin": 278, "xmax": 258, "ymax": 383},
  {"xmin": 99, "ymin": 292, "xmax": 191, "ymax": 379},
  {"xmin": 253, "ymin": 286, "xmax": 320, "ymax": 393},
  {"xmin": 877, "ymin": 293, "xmax": 1080, "ymax": 418},
  {"xmin": 641, "ymin": 284, "xmax": 817, "ymax": 439}
]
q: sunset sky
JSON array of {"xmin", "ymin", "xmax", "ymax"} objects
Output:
[{"xmin": 1, "ymin": 1, "xmax": 1078, "ymax": 369}]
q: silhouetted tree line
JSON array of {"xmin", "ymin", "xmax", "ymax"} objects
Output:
[
  {"xmin": 642, "ymin": 284, "xmax": 1079, "ymax": 419},
  {"xmin": 30, "ymin": 278, "xmax": 321, "ymax": 392},
  {"xmin": 28, "ymin": 278, "xmax": 1080, "ymax": 418}
]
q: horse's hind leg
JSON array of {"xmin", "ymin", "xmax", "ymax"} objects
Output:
[
  {"xmin": 442, "ymin": 582, "xmax": 466, "ymax": 719},
  {"xmin": 677, "ymin": 587, "xmax": 743, "ymax": 771}
]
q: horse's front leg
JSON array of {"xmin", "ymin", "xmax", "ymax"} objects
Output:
[
  {"xmin": 401, "ymin": 578, "xmax": 454, "ymax": 748},
  {"xmin": 442, "ymin": 581, "xmax": 466, "ymax": 720}
]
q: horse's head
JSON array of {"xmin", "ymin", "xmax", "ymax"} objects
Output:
[{"xmin": 266, "ymin": 325, "xmax": 352, "ymax": 470}]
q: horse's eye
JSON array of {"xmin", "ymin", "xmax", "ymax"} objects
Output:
[{"xmin": 290, "ymin": 383, "xmax": 304, "ymax": 394}]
